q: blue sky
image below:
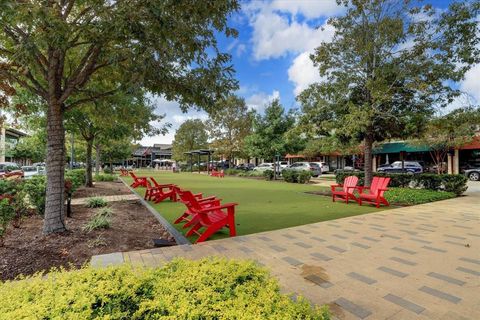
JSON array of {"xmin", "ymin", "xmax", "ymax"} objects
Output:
[{"xmin": 141, "ymin": 0, "xmax": 479, "ymax": 145}]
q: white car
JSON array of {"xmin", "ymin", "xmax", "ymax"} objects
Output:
[
  {"xmin": 275, "ymin": 161, "xmax": 289, "ymax": 169},
  {"xmin": 253, "ymin": 163, "xmax": 274, "ymax": 171},
  {"xmin": 313, "ymin": 162, "xmax": 330, "ymax": 173},
  {"xmin": 22, "ymin": 166, "xmax": 45, "ymax": 179}
]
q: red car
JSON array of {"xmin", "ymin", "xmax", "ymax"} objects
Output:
[{"xmin": 0, "ymin": 162, "xmax": 24, "ymax": 180}]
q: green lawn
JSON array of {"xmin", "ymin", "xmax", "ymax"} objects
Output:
[{"xmin": 122, "ymin": 170, "xmax": 387, "ymax": 242}]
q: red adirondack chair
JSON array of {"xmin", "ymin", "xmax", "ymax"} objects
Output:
[
  {"xmin": 144, "ymin": 178, "xmax": 176, "ymax": 201},
  {"xmin": 129, "ymin": 172, "xmax": 148, "ymax": 188},
  {"xmin": 357, "ymin": 176, "xmax": 391, "ymax": 208},
  {"xmin": 149, "ymin": 180, "xmax": 177, "ymax": 203},
  {"xmin": 177, "ymin": 191, "xmax": 237, "ymax": 243},
  {"xmin": 331, "ymin": 176, "xmax": 359, "ymax": 204},
  {"xmin": 120, "ymin": 168, "xmax": 129, "ymax": 176},
  {"xmin": 173, "ymin": 187, "xmax": 220, "ymax": 227}
]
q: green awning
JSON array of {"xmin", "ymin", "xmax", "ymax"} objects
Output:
[{"xmin": 373, "ymin": 142, "xmax": 431, "ymax": 154}]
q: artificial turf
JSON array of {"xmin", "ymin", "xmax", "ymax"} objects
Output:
[{"xmin": 122, "ymin": 170, "xmax": 387, "ymax": 242}]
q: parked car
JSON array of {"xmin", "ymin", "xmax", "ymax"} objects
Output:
[
  {"xmin": 377, "ymin": 161, "xmax": 423, "ymax": 174},
  {"xmin": 275, "ymin": 161, "xmax": 289, "ymax": 169},
  {"xmin": 253, "ymin": 163, "xmax": 274, "ymax": 172},
  {"xmin": 286, "ymin": 162, "xmax": 321, "ymax": 177},
  {"xmin": 312, "ymin": 162, "xmax": 330, "ymax": 173},
  {"xmin": 464, "ymin": 167, "xmax": 480, "ymax": 181},
  {"xmin": 235, "ymin": 163, "xmax": 255, "ymax": 171},
  {"xmin": 22, "ymin": 166, "xmax": 45, "ymax": 178},
  {"xmin": 0, "ymin": 162, "xmax": 24, "ymax": 180}
]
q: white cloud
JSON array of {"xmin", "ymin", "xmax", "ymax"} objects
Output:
[
  {"xmin": 245, "ymin": 90, "xmax": 280, "ymax": 112},
  {"xmin": 244, "ymin": 1, "xmax": 337, "ymax": 60},
  {"xmin": 460, "ymin": 63, "xmax": 480, "ymax": 104},
  {"xmin": 138, "ymin": 95, "xmax": 207, "ymax": 146},
  {"xmin": 288, "ymin": 51, "xmax": 324, "ymax": 96},
  {"xmin": 270, "ymin": 0, "xmax": 344, "ymax": 19}
]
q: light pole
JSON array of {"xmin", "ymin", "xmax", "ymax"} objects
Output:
[{"xmin": 70, "ymin": 132, "xmax": 75, "ymax": 169}]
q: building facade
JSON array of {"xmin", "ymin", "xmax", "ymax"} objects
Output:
[{"xmin": 0, "ymin": 127, "xmax": 27, "ymax": 163}]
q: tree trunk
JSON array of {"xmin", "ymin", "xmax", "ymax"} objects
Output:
[
  {"xmin": 85, "ymin": 138, "xmax": 94, "ymax": 187},
  {"xmin": 364, "ymin": 133, "xmax": 374, "ymax": 186},
  {"xmin": 95, "ymin": 143, "xmax": 101, "ymax": 175},
  {"xmin": 43, "ymin": 102, "xmax": 67, "ymax": 234}
]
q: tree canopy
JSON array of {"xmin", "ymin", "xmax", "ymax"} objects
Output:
[
  {"xmin": 207, "ymin": 95, "xmax": 253, "ymax": 164},
  {"xmin": 244, "ymin": 100, "xmax": 298, "ymax": 161},
  {"xmin": 0, "ymin": 0, "xmax": 239, "ymax": 233},
  {"xmin": 172, "ymin": 119, "xmax": 209, "ymax": 162},
  {"xmin": 298, "ymin": 0, "xmax": 480, "ymax": 184}
]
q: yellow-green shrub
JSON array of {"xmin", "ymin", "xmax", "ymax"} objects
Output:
[{"xmin": 0, "ymin": 258, "xmax": 329, "ymax": 319}]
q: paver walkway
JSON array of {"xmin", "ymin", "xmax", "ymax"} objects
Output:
[
  {"xmin": 92, "ymin": 194, "xmax": 480, "ymax": 320},
  {"xmin": 71, "ymin": 194, "xmax": 138, "ymax": 205}
]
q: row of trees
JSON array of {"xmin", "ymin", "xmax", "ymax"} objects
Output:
[{"xmin": 171, "ymin": 97, "xmax": 306, "ymax": 164}]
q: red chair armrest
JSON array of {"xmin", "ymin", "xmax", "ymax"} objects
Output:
[
  {"xmin": 199, "ymin": 203, "xmax": 238, "ymax": 212},
  {"xmin": 198, "ymin": 196, "xmax": 217, "ymax": 202},
  {"xmin": 193, "ymin": 193, "xmax": 203, "ymax": 198},
  {"xmin": 331, "ymin": 184, "xmax": 343, "ymax": 191}
]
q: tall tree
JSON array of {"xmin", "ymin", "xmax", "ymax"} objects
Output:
[
  {"xmin": 172, "ymin": 119, "xmax": 208, "ymax": 161},
  {"xmin": 65, "ymin": 89, "xmax": 167, "ymax": 187},
  {"xmin": 244, "ymin": 99, "xmax": 296, "ymax": 161},
  {"xmin": 207, "ymin": 95, "xmax": 253, "ymax": 165},
  {"xmin": 416, "ymin": 107, "xmax": 480, "ymax": 174},
  {"xmin": 0, "ymin": 1, "xmax": 239, "ymax": 233},
  {"xmin": 298, "ymin": 0, "xmax": 480, "ymax": 185}
]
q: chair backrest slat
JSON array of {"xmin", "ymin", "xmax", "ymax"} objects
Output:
[
  {"xmin": 343, "ymin": 176, "xmax": 359, "ymax": 193},
  {"xmin": 378, "ymin": 177, "xmax": 390, "ymax": 197}
]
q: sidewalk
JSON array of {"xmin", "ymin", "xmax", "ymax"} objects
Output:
[{"xmin": 92, "ymin": 193, "xmax": 480, "ymax": 320}]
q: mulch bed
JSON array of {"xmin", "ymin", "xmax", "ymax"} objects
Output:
[
  {"xmin": 0, "ymin": 181, "xmax": 174, "ymax": 281},
  {"xmin": 73, "ymin": 180, "xmax": 132, "ymax": 198}
]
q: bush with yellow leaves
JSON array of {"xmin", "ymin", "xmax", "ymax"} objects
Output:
[{"xmin": 0, "ymin": 258, "xmax": 329, "ymax": 319}]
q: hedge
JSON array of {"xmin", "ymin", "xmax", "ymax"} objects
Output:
[
  {"xmin": 0, "ymin": 258, "xmax": 330, "ymax": 319},
  {"xmin": 385, "ymin": 188, "xmax": 456, "ymax": 206},
  {"xmin": 282, "ymin": 169, "xmax": 312, "ymax": 184},
  {"xmin": 335, "ymin": 172, "xmax": 467, "ymax": 195}
]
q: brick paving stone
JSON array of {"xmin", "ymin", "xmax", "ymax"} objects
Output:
[
  {"xmin": 392, "ymin": 247, "xmax": 416, "ymax": 254},
  {"xmin": 456, "ymin": 266, "xmax": 480, "ymax": 276},
  {"xmin": 310, "ymin": 252, "xmax": 332, "ymax": 261},
  {"xmin": 347, "ymin": 272, "xmax": 377, "ymax": 285},
  {"xmin": 304, "ymin": 274, "xmax": 333, "ymax": 288},
  {"xmin": 459, "ymin": 257, "xmax": 480, "ymax": 265},
  {"xmin": 334, "ymin": 297, "xmax": 372, "ymax": 319},
  {"xmin": 419, "ymin": 286, "xmax": 461, "ymax": 304},
  {"xmin": 378, "ymin": 266, "xmax": 408, "ymax": 278},
  {"xmin": 327, "ymin": 245, "xmax": 346, "ymax": 253},
  {"xmin": 383, "ymin": 294, "xmax": 425, "ymax": 314},
  {"xmin": 351, "ymin": 242, "xmax": 370, "ymax": 249},
  {"xmin": 427, "ymin": 272, "xmax": 465, "ymax": 286},
  {"xmin": 282, "ymin": 256, "xmax": 303, "ymax": 266},
  {"xmin": 294, "ymin": 242, "xmax": 313, "ymax": 249},
  {"xmin": 422, "ymin": 245, "xmax": 447, "ymax": 253},
  {"xmin": 389, "ymin": 256, "xmax": 417, "ymax": 266}
]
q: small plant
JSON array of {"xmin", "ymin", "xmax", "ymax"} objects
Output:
[
  {"xmin": 282, "ymin": 169, "xmax": 299, "ymax": 183},
  {"xmin": 85, "ymin": 197, "xmax": 108, "ymax": 208},
  {"xmin": 263, "ymin": 169, "xmax": 274, "ymax": 180},
  {"xmin": 87, "ymin": 235, "xmax": 108, "ymax": 248},
  {"xmin": 94, "ymin": 174, "xmax": 117, "ymax": 182},
  {"xmin": 83, "ymin": 207, "xmax": 112, "ymax": 232},
  {"xmin": 298, "ymin": 171, "xmax": 312, "ymax": 184},
  {"xmin": 0, "ymin": 198, "xmax": 15, "ymax": 244}
]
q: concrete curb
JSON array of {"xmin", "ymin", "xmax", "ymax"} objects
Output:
[{"xmin": 120, "ymin": 178, "xmax": 190, "ymax": 245}]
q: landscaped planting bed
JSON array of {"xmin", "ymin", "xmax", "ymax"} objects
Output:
[
  {"xmin": 0, "ymin": 258, "xmax": 329, "ymax": 319},
  {"xmin": 0, "ymin": 181, "xmax": 172, "ymax": 281}
]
